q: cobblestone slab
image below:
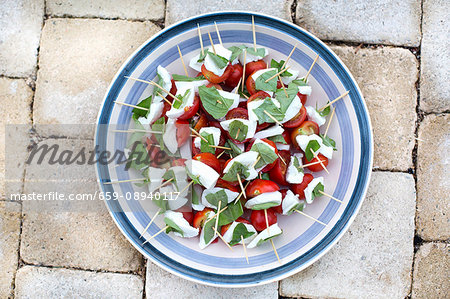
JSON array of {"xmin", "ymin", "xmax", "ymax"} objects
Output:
[
  {"xmin": 33, "ymin": 18, "xmax": 160, "ymax": 138},
  {"xmin": 412, "ymin": 242, "xmax": 449, "ymax": 298},
  {"xmin": 0, "ymin": 201, "xmax": 21, "ymax": 298},
  {"xmin": 0, "ymin": 78, "xmax": 33, "ymax": 198},
  {"xmin": 165, "ymin": 0, "xmax": 293, "ymax": 26},
  {"xmin": 0, "ymin": 0, "xmax": 44, "ymax": 77},
  {"xmin": 15, "ymin": 266, "xmax": 144, "ymax": 298},
  {"xmin": 20, "ymin": 138, "xmax": 143, "ymax": 272},
  {"xmin": 280, "ymin": 172, "xmax": 416, "ymax": 298},
  {"xmin": 416, "ymin": 114, "xmax": 450, "ymax": 240},
  {"xmin": 46, "ymin": 0, "xmax": 165, "ymax": 21},
  {"xmin": 331, "ymin": 46, "xmax": 418, "ymax": 171},
  {"xmin": 296, "ymin": 0, "xmax": 421, "ymax": 46},
  {"xmin": 145, "ymin": 262, "xmax": 278, "ymax": 298},
  {"xmin": 420, "ymin": 0, "xmax": 450, "ymax": 112}
]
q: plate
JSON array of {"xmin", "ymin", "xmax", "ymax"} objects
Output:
[{"xmin": 95, "ymin": 11, "xmax": 373, "ymax": 287}]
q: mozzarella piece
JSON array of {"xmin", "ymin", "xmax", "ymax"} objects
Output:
[
  {"xmin": 179, "ymin": 139, "xmax": 192, "ymax": 159},
  {"xmin": 171, "ymin": 165, "xmax": 189, "ymax": 197},
  {"xmin": 174, "ymin": 80, "xmax": 209, "ymax": 93},
  {"xmin": 251, "ymin": 68, "xmax": 277, "ymax": 82},
  {"xmin": 222, "ymin": 151, "xmax": 259, "ymax": 180},
  {"xmin": 248, "ymin": 99, "xmax": 264, "ymax": 121},
  {"xmin": 164, "ymin": 211, "xmax": 199, "ymax": 238},
  {"xmin": 223, "ymin": 221, "xmax": 257, "ymax": 245},
  {"xmin": 163, "ymin": 118, "xmax": 178, "ymax": 154},
  {"xmin": 156, "ymin": 66, "xmax": 172, "ymax": 97},
  {"xmin": 217, "ymin": 89, "xmax": 240, "ymax": 110},
  {"xmin": 245, "ymin": 191, "xmax": 282, "ymax": 210},
  {"xmin": 305, "ymin": 106, "xmax": 326, "ymax": 127},
  {"xmin": 220, "ymin": 118, "xmax": 256, "ymax": 140},
  {"xmin": 282, "ymin": 190, "xmax": 304, "ymax": 215},
  {"xmin": 276, "ymin": 143, "xmax": 290, "ymax": 151},
  {"xmin": 247, "ymin": 223, "xmax": 282, "ymax": 249},
  {"xmin": 253, "ymin": 124, "xmax": 284, "ymax": 140},
  {"xmin": 296, "ymin": 134, "xmax": 334, "ymax": 159},
  {"xmin": 238, "ymin": 47, "xmax": 269, "ymax": 64},
  {"xmin": 188, "ymin": 48, "xmax": 210, "ymax": 72},
  {"xmin": 191, "ymin": 184, "xmax": 205, "ymax": 211},
  {"xmin": 193, "ymin": 126, "xmax": 221, "ymax": 149},
  {"xmin": 280, "ymin": 69, "xmax": 300, "ymax": 85},
  {"xmin": 286, "ymin": 153, "xmax": 305, "ymax": 184},
  {"xmin": 201, "ymin": 187, "xmax": 239, "ymax": 208},
  {"xmin": 199, "ymin": 211, "xmax": 218, "ymax": 249},
  {"xmin": 298, "ymin": 85, "xmax": 312, "ymax": 96},
  {"xmin": 186, "ymin": 160, "xmax": 220, "ymax": 189},
  {"xmin": 203, "ymin": 45, "xmax": 232, "ymax": 76},
  {"xmin": 147, "ymin": 167, "xmax": 167, "ymax": 193},
  {"xmin": 304, "ymin": 177, "xmax": 324, "ymax": 204},
  {"xmin": 166, "ymin": 82, "xmax": 196, "ymax": 119},
  {"xmin": 281, "ymin": 95, "xmax": 302, "ymax": 123}
]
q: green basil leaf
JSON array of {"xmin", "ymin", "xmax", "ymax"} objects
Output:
[
  {"xmin": 186, "ymin": 167, "xmax": 201, "ymax": 185},
  {"xmin": 198, "ymin": 86, "xmax": 234, "ymax": 119},
  {"xmin": 162, "ymin": 169, "xmax": 178, "ymax": 191},
  {"xmin": 254, "ymin": 69, "xmax": 278, "ymax": 92},
  {"xmin": 164, "ymin": 217, "xmax": 184, "ymax": 236},
  {"xmin": 267, "ymin": 134, "xmax": 287, "ymax": 144},
  {"xmin": 200, "ymin": 132, "xmax": 215, "ymax": 154},
  {"xmin": 228, "ymin": 45, "xmax": 245, "ymax": 62},
  {"xmin": 205, "ymin": 189, "xmax": 229, "ymax": 208},
  {"xmin": 293, "ymin": 156, "xmax": 304, "ymax": 173},
  {"xmin": 127, "ymin": 119, "xmax": 146, "ymax": 148},
  {"xmin": 246, "ymin": 47, "xmax": 266, "ymax": 58},
  {"xmin": 197, "ymin": 50, "xmax": 208, "ymax": 63},
  {"xmin": 221, "ymin": 161, "xmax": 250, "ymax": 182},
  {"xmin": 311, "ymin": 182, "xmax": 324, "ymax": 202},
  {"xmin": 250, "ymin": 141, "xmax": 278, "ymax": 169},
  {"xmin": 270, "ymin": 59, "xmax": 292, "ymax": 77},
  {"xmin": 229, "ymin": 223, "xmax": 255, "ymax": 246},
  {"xmin": 251, "ymin": 201, "xmax": 280, "ymax": 210},
  {"xmin": 256, "ymin": 229, "xmax": 283, "ymax": 246},
  {"xmin": 202, "ymin": 216, "xmax": 217, "ymax": 244},
  {"xmin": 320, "ymin": 134, "xmax": 337, "ymax": 151},
  {"xmin": 207, "ymin": 52, "xmax": 229, "ymax": 69},
  {"xmin": 291, "ymin": 78, "xmax": 308, "ymax": 86},
  {"xmin": 172, "ymin": 74, "xmax": 206, "ymax": 82},
  {"xmin": 152, "ymin": 74, "xmax": 164, "ymax": 97},
  {"xmin": 252, "ymin": 98, "xmax": 284, "ymax": 124},
  {"xmin": 260, "ymin": 172, "xmax": 270, "ymax": 180},
  {"xmin": 154, "ymin": 197, "xmax": 169, "ymax": 213},
  {"xmin": 275, "ymin": 84, "xmax": 299, "ymax": 113},
  {"xmin": 228, "ymin": 120, "xmax": 248, "ymax": 142},
  {"xmin": 318, "ymin": 103, "xmax": 330, "ymax": 117},
  {"xmin": 132, "ymin": 95, "xmax": 152, "ymax": 120},
  {"xmin": 126, "ymin": 141, "xmax": 149, "ymax": 171},
  {"xmin": 217, "ymin": 201, "xmax": 243, "ymax": 226},
  {"xmin": 151, "ymin": 117, "xmax": 165, "ymax": 150},
  {"xmin": 192, "ymin": 186, "xmax": 201, "ymax": 206},
  {"xmin": 173, "ymin": 89, "xmax": 190, "ymax": 109},
  {"xmin": 224, "ymin": 140, "xmax": 243, "ymax": 157},
  {"xmin": 305, "ymin": 139, "xmax": 320, "ymax": 161}
]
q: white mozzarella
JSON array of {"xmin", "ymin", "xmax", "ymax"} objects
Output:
[
  {"xmin": 166, "ymin": 82, "xmax": 196, "ymax": 119},
  {"xmin": 251, "ymin": 68, "xmax": 277, "ymax": 82},
  {"xmin": 191, "ymin": 184, "xmax": 205, "ymax": 211},
  {"xmin": 282, "ymin": 95, "xmax": 302, "ymax": 123},
  {"xmin": 282, "ymin": 190, "xmax": 304, "ymax": 215},
  {"xmin": 156, "ymin": 66, "xmax": 172, "ymax": 97},
  {"xmin": 217, "ymin": 89, "xmax": 240, "ymax": 110},
  {"xmin": 164, "ymin": 211, "xmax": 199, "ymax": 238},
  {"xmin": 276, "ymin": 143, "xmax": 290, "ymax": 151},
  {"xmin": 286, "ymin": 153, "xmax": 305, "ymax": 184},
  {"xmin": 186, "ymin": 160, "xmax": 220, "ymax": 189},
  {"xmin": 147, "ymin": 167, "xmax": 167, "ymax": 193},
  {"xmin": 247, "ymin": 223, "xmax": 282, "ymax": 249},
  {"xmin": 201, "ymin": 187, "xmax": 239, "ymax": 208},
  {"xmin": 253, "ymin": 124, "xmax": 284, "ymax": 139},
  {"xmin": 298, "ymin": 85, "xmax": 312, "ymax": 96},
  {"xmin": 222, "ymin": 221, "xmax": 257, "ymax": 245},
  {"xmin": 295, "ymin": 134, "xmax": 334, "ymax": 159},
  {"xmin": 304, "ymin": 177, "xmax": 324, "ymax": 204},
  {"xmin": 203, "ymin": 45, "xmax": 232, "ymax": 77},
  {"xmin": 193, "ymin": 126, "xmax": 221, "ymax": 149},
  {"xmin": 222, "ymin": 151, "xmax": 259, "ymax": 180},
  {"xmin": 244, "ymin": 191, "xmax": 282, "ymax": 210},
  {"xmin": 238, "ymin": 47, "xmax": 269, "ymax": 64},
  {"xmin": 163, "ymin": 118, "xmax": 178, "ymax": 154},
  {"xmin": 305, "ymin": 106, "xmax": 326, "ymax": 127},
  {"xmin": 280, "ymin": 69, "xmax": 300, "ymax": 85}
]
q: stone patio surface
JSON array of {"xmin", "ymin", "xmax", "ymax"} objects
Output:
[{"xmin": 0, "ymin": 0, "xmax": 448, "ymax": 298}]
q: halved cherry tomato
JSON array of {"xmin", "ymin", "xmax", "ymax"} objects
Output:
[
  {"xmin": 256, "ymin": 122, "xmax": 271, "ymax": 132},
  {"xmin": 178, "ymin": 94, "xmax": 200, "ymax": 121},
  {"xmin": 303, "ymin": 153, "xmax": 329, "ymax": 171},
  {"xmin": 282, "ymin": 130, "xmax": 291, "ymax": 144},
  {"xmin": 250, "ymin": 209, "xmax": 277, "ymax": 232},
  {"xmin": 246, "ymin": 179, "xmax": 280, "ymax": 198},
  {"xmin": 181, "ymin": 211, "xmax": 194, "ymax": 226},
  {"xmin": 283, "ymin": 105, "xmax": 307, "ymax": 128},
  {"xmin": 297, "ymin": 92, "xmax": 308, "ymax": 105},
  {"xmin": 291, "ymin": 120, "xmax": 320, "ymax": 149},
  {"xmin": 220, "ymin": 217, "xmax": 250, "ymax": 235},
  {"xmin": 193, "ymin": 112, "xmax": 209, "ymax": 132},
  {"xmin": 269, "ymin": 150, "xmax": 291, "ymax": 186},
  {"xmin": 290, "ymin": 173, "xmax": 314, "ymax": 199},
  {"xmin": 245, "ymin": 60, "xmax": 266, "ymax": 77},
  {"xmin": 175, "ymin": 120, "xmax": 190, "ymax": 147},
  {"xmin": 167, "ymin": 79, "xmax": 177, "ymax": 102},
  {"xmin": 201, "ymin": 64, "xmax": 231, "ymax": 84},
  {"xmin": 224, "ymin": 64, "xmax": 243, "ymax": 88},
  {"xmin": 193, "ymin": 153, "xmax": 221, "ymax": 173},
  {"xmin": 206, "ymin": 82, "xmax": 223, "ymax": 90},
  {"xmin": 247, "ymin": 90, "xmax": 271, "ymax": 103},
  {"xmin": 216, "ymin": 178, "xmax": 239, "ymax": 190},
  {"xmin": 226, "ymin": 107, "xmax": 248, "ymax": 120},
  {"xmin": 246, "ymin": 138, "xmax": 279, "ymax": 172},
  {"xmin": 272, "ymin": 189, "xmax": 287, "ymax": 214},
  {"xmin": 193, "ymin": 208, "xmax": 214, "ymax": 228},
  {"xmin": 245, "ymin": 73, "xmax": 258, "ymax": 95}
]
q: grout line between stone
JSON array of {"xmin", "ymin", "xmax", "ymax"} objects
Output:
[{"xmin": 44, "ymin": 14, "xmax": 164, "ymax": 24}]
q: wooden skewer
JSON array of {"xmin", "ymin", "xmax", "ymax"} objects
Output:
[
  {"xmin": 264, "ymin": 209, "xmax": 281, "ymax": 263},
  {"xmin": 301, "ymin": 159, "xmax": 327, "ymax": 168},
  {"xmin": 209, "ymin": 205, "xmax": 228, "ymax": 221},
  {"xmin": 271, "ymin": 239, "xmax": 281, "ymax": 263},
  {"xmin": 212, "ymin": 226, "xmax": 233, "ymax": 251},
  {"xmin": 252, "ymin": 15, "xmax": 257, "ymax": 51},
  {"xmin": 242, "ymin": 93, "xmax": 249, "ymax": 100},
  {"xmin": 281, "ymin": 43, "xmax": 298, "ymax": 69},
  {"xmin": 278, "ymin": 74, "xmax": 289, "ymax": 98},
  {"xmin": 207, "ymin": 32, "xmax": 216, "ymax": 54},
  {"xmin": 323, "ymin": 107, "xmax": 336, "ymax": 137},
  {"xmin": 157, "ymin": 92, "xmax": 181, "ymax": 107},
  {"xmin": 214, "ymin": 21, "xmax": 223, "ymax": 46},
  {"xmin": 235, "ymin": 78, "xmax": 242, "ymax": 94},
  {"xmin": 217, "ymin": 150, "xmax": 226, "ymax": 159},
  {"xmin": 197, "ymin": 24, "xmax": 204, "ymax": 55},
  {"xmin": 114, "ymin": 101, "xmax": 148, "ymax": 111},
  {"xmin": 190, "ymin": 127, "xmax": 208, "ymax": 142},
  {"xmin": 179, "ymin": 180, "xmax": 194, "ymax": 195},
  {"xmin": 236, "ymin": 173, "xmax": 247, "ymax": 199},
  {"xmin": 264, "ymin": 209, "xmax": 270, "ymax": 233},
  {"xmin": 236, "ymin": 180, "xmax": 250, "ymax": 202},
  {"xmin": 264, "ymin": 110, "xmax": 283, "ymax": 126},
  {"xmin": 125, "ymin": 76, "xmax": 178, "ymax": 100},
  {"xmin": 319, "ymin": 91, "xmax": 349, "ymax": 112},
  {"xmin": 294, "ymin": 209, "xmax": 327, "ymax": 226},
  {"xmin": 103, "ymin": 178, "xmax": 147, "ymax": 185},
  {"xmin": 241, "ymin": 50, "xmax": 247, "ymax": 92},
  {"xmin": 241, "ymin": 235, "xmax": 249, "ymax": 264},
  {"xmin": 304, "ymin": 54, "xmax": 319, "ymax": 81},
  {"xmin": 177, "ymin": 45, "xmax": 189, "ymax": 76},
  {"xmin": 278, "ymin": 153, "xmax": 287, "ymax": 165},
  {"xmin": 319, "ymin": 190, "xmax": 343, "ymax": 203},
  {"xmin": 265, "ymin": 66, "xmax": 290, "ymax": 83},
  {"xmin": 154, "ymin": 178, "xmax": 174, "ymax": 190},
  {"xmin": 214, "ymin": 201, "xmax": 221, "ymax": 237},
  {"xmin": 310, "ymin": 148, "xmax": 330, "ymax": 174},
  {"xmin": 209, "ymin": 145, "xmax": 232, "ymax": 150},
  {"xmin": 251, "ymin": 156, "xmax": 261, "ymax": 169},
  {"xmin": 139, "ymin": 208, "xmax": 161, "ymax": 238},
  {"xmin": 143, "ymin": 225, "xmax": 169, "ymax": 244}
]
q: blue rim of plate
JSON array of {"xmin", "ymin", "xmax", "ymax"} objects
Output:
[{"xmin": 95, "ymin": 11, "xmax": 373, "ymax": 287}]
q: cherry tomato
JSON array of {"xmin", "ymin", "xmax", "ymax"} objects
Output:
[
  {"xmin": 246, "ymin": 179, "xmax": 280, "ymax": 198},
  {"xmin": 178, "ymin": 94, "xmax": 200, "ymax": 121},
  {"xmin": 290, "ymin": 173, "xmax": 314, "ymax": 199},
  {"xmin": 246, "ymin": 138, "xmax": 279, "ymax": 172},
  {"xmin": 247, "ymin": 90, "xmax": 271, "ymax": 103},
  {"xmin": 193, "ymin": 112, "xmax": 209, "ymax": 132},
  {"xmin": 269, "ymin": 150, "xmax": 291, "ymax": 186},
  {"xmin": 201, "ymin": 64, "xmax": 231, "ymax": 84},
  {"xmin": 226, "ymin": 107, "xmax": 249, "ymax": 120},
  {"xmin": 175, "ymin": 120, "xmax": 190, "ymax": 147},
  {"xmin": 250, "ymin": 209, "xmax": 277, "ymax": 232},
  {"xmin": 271, "ymin": 189, "xmax": 286, "ymax": 214},
  {"xmin": 256, "ymin": 122, "xmax": 271, "ymax": 132},
  {"xmin": 282, "ymin": 130, "xmax": 291, "ymax": 144},
  {"xmin": 206, "ymin": 82, "xmax": 223, "ymax": 90},
  {"xmin": 220, "ymin": 217, "xmax": 251, "ymax": 236},
  {"xmin": 193, "ymin": 208, "xmax": 214, "ymax": 228},
  {"xmin": 193, "ymin": 153, "xmax": 221, "ymax": 173},
  {"xmin": 283, "ymin": 105, "xmax": 307, "ymax": 128},
  {"xmin": 224, "ymin": 64, "xmax": 244, "ymax": 88},
  {"xmin": 167, "ymin": 79, "xmax": 177, "ymax": 102},
  {"xmin": 191, "ymin": 139, "xmax": 201, "ymax": 156},
  {"xmin": 245, "ymin": 75, "xmax": 257, "ymax": 95},
  {"xmin": 297, "ymin": 92, "xmax": 308, "ymax": 105},
  {"xmin": 245, "ymin": 60, "xmax": 266, "ymax": 78},
  {"xmin": 172, "ymin": 158, "xmax": 186, "ymax": 167},
  {"xmin": 291, "ymin": 120, "xmax": 320, "ymax": 149},
  {"xmin": 181, "ymin": 211, "xmax": 194, "ymax": 226},
  {"xmin": 303, "ymin": 153, "xmax": 329, "ymax": 171}
]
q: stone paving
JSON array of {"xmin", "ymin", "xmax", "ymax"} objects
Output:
[{"xmin": 0, "ymin": 1, "xmax": 448, "ymax": 298}]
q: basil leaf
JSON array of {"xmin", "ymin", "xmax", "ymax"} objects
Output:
[
  {"xmin": 173, "ymin": 89, "xmax": 190, "ymax": 109},
  {"xmin": 256, "ymin": 229, "xmax": 282, "ymax": 246},
  {"xmin": 293, "ymin": 156, "xmax": 304, "ymax": 173},
  {"xmin": 202, "ymin": 216, "xmax": 217, "ymax": 244},
  {"xmin": 198, "ymin": 86, "xmax": 234, "ymax": 119},
  {"xmin": 311, "ymin": 182, "xmax": 324, "ymax": 202},
  {"xmin": 318, "ymin": 103, "xmax": 331, "ymax": 117},
  {"xmin": 252, "ymin": 98, "xmax": 284, "ymax": 124},
  {"xmin": 228, "ymin": 45, "xmax": 245, "ymax": 62},
  {"xmin": 291, "ymin": 78, "xmax": 308, "ymax": 86},
  {"xmin": 132, "ymin": 95, "xmax": 152, "ymax": 120},
  {"xmin": 250, "ymin": 141, "xmax": 278, "ymax": 169},
  {"xmin": 251, "ymin": 201, "xmax": 280, "ymax": 210},
  {"xmin": 192, "ymin": 186, "xmax": 201, "ymax": 206},
  {"xmin": 246, "ymin": 47, "xmax": 266, "ymax": 58},
  {"xmin": 154, "ymin": 197, "xmax": 169, "ymax": 213},
  {"xmin": 151, "ymin": 117, "xmax": 165, "ymax": 150},
  {"xmin": 228, "ymin": 120, "xmax": 248, "ymax": 142},
  {"xmin": 164, "ymin": 217, "xmax": 184, "ymax": 236},
  {"xmin": 197, "ymin": 50, "xmax": 207, "ymax": 63},
  {"xmin": 267, "ymin": 134, "xmax": 287, "ymax": 144},
  {"xmin": 172, "ymin": 74, "xmax": 206, "ymax": 82},
  {"xmin": 205, "ymin": 189, "xmax": 229, "ymax": 208},
  {"xmin": 222, "ymin": 161, "xmax": 250, "ymax": 182},
  {"xmin": 126, "ymin": 141, "xmax": 149, "ymax": 171},
  {"xmin": 162, "ymin": 169, "xmax": 178, "ymax": 191},
  {"xmin": 224, "ymin": 140, "xmax": 243, "ymax": 157},
  {"xmin": 207, "ymin": 52, "xmax": 229, "ymax": 69},
  {"xmin": 217, "ymin": 201, "xmax": 243, "ymax": 226},
  {"xmin": 275, "ymin": 84, "xmax": 299, "ymax": 113},
  {"xmin": 320, "ymin": 134, "xmax": 337, "ymax": 151},
  {"xmin": 270, "ymin": 59, "xmax": 292, "ymax": 77},
  {"xmin": 254, "ymin": 69, "xmax": 278, "ymax": 92},
  {"xmin": 200, "ymin": 132, "xmax": 215, "ymax": 154},
  {"xmin": 186, "ymin": 167, "xmax": 201, "ymax": 185},
  {"xmin": 229, "ymin": 223, "xmax": 255, "ymax": 246},
  {"xmin": 134, "ymin": 168, "xmax": 150, "ymax": 187},
  {"xmin": 305, "ymin": 140, "xmax": 320, "ymax": 161},
  {"xmin": 127, "ymin": 119, "xmax": 146, "ymax": 148},
  {"xmin": 260, "ymin": 172, "xmax": 270, "ymax": 180},
  {"xmin": 152, "ymin": 74, "xmax": 164, "ymax": 97}
]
